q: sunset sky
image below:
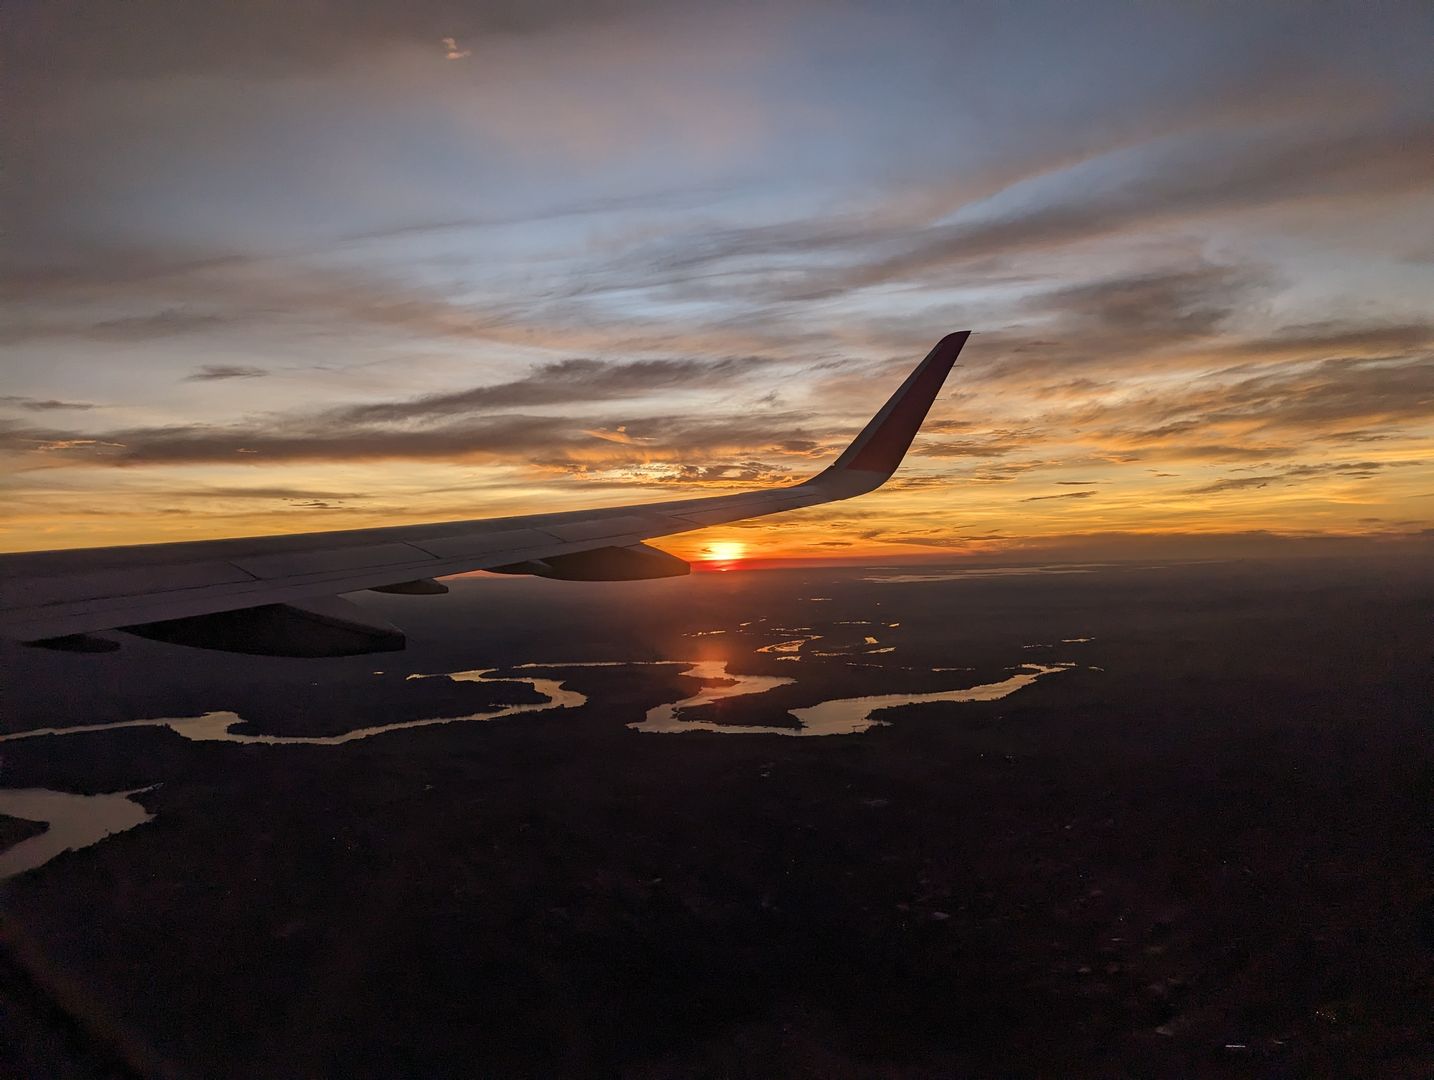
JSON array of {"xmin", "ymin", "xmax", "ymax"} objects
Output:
[{"xmin": 3, "ymin": 1, "xmax": 1432, "ymax": 564}]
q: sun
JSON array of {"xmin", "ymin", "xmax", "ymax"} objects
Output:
[{"xmin": 704, "ymin": 541, "xmax": 747, "ymax": 564}]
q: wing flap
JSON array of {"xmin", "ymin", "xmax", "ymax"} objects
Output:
[{"xmin": 124, "ymin": 596, "xmax": 406, "ymax": 657}]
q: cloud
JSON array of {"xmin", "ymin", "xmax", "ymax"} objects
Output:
[
  {"xmin": 858, "ymin": 531, "xmax": 1010, "ymax": 550},
  {"xmin": 9, "ymin": 415, "xmax": 577, "ymax": 467},
  {"xmin": 0, "ymin": 251, "xmax": 821, "ymax": 366},
  {"xmin": 185, "ymin": 364, "xmax": 271, "ymax": 381},
  {"xmin": 1195, "ymin": 357, "xmax": 1434, "ymax": 431},
  {"xmin": 441, "ymin": 36, "xmax": 471, "ymax": 60},
  {"xmin": 33, "ymin": 438, "xmax": 127, "ymax": 453},
  {"xmin": 1187, "ymin": 475, "xmax": 1276, "ymax": 495},
  {"xmin": 165, "ymin": 485, "xmax": 372, "ymax": 501},
  {"xmin": 582, "ymin": 113, "xmax": 1434, "ymax": 307},
  {"xmin": 0, "ymin": 396, "xmax": 96, "ymax": 411},
  {"xmin": 1186, "ymin": 460, "xmax": 1422, "ymax": 496},
  {"xmin": 1027, "ymin": 263, "xmax": 1263, "ymax": 341},
  {"xmin": 581, "ymin": 425, "xmax": 655, "ymax": 445},
  {"xmin": 0, "ymin": 309, "xmax": 234, "ymax": 345},
  {"xmin": 1206, "ymin": 322, "xmax": 1434, "ymax": 363},
  {"xmin": 535, "ymin": 458, "xmax": 795, "ymax": 488},
  {"xmin": 1067, "ymin": 352, "xmax": 1434, "ymax": 458},
  {"xmin": 339, "ymin": 355, "xmax": 773, "ymax": 422},
  {"xmin": 1021, "ymin": 489, "xmax": 1097, "ymax": 502},
  {"xmin": 913, "ymin": 430, "xmax": 1039, "ymax": 459},
  {"xmin": 958, "ymin": 326, "xmax": 1434, "ymax": 468},
  {"xmin": 869, "ymin": 123, "xmax": 1434, "ymax": 295},
  {"xmin": 0, "ymin": 402, "xmax": 833, "ymax": 474}
]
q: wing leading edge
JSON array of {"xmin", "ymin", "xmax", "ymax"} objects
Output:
[{"xmin": 0, "ymin": 332, "xmax": 970, "ymax": 655}]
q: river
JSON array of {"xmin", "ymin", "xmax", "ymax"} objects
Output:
[{"xmin": 0, "ymin": 787, "xmax": 155, "ymax": 882}]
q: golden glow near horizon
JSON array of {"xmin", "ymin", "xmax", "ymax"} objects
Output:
[
  {"xmin": 701, "ymin": 540, "xmax": 748, "ymax": 564},
  {"xmin": 3, "ymin": 5, "xmax": 1432, "ymax": 561}
]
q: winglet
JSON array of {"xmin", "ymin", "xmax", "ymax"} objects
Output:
[{"xmin": 827, "ymin": 331, "xmax": 969, "ymax": 478}]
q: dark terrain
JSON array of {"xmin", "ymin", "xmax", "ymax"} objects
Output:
[
  {"xmin": 0, "ymin": 817, "xmax": 44, "ymax": 849},
  {"xmin": 1, "ymin": 554, "xmax": 1431, "ymax": 1078}
]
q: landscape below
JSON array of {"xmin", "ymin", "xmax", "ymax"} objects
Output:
[{"xmin": 1, "ymin": 553, "xmax": 1431, "ymax": 1078}]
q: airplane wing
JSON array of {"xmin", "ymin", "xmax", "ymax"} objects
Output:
[{"xmin": 0, "ymin": 332, "xmax": 969, "ymax": 656}]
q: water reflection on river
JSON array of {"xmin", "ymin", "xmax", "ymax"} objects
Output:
[
  {"xmin": 0, "ymin": 670, "xmax": 587, "ymax": 747},
  {"xmin": 0, "ymin": 658, "xmax": 1075, "ymax": 747},
  {"xmin": 630, "ymin": 662, "xmax": 1071, "ymax": 736},
  {"xmin": 785, "ymin": 664, "xmax": 1071, "ymax": 736},
  {"xmin": 0, "ymin": 787, "xmax": 154, "ymax": 882},
  {"xmin": 0, "ymin": 644, "xmax": 1085, "ymax": 878}
]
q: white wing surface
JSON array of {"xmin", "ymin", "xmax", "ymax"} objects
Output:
[{"xmin": 0, "ymin": 332, "xmax": 970, "ymax": 655}]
